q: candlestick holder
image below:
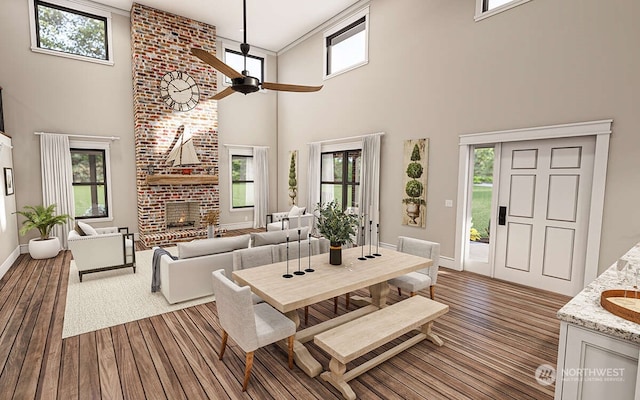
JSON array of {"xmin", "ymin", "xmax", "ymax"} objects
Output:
[
  {"xmin": 282, "ymin": 237, "xmax": 293, "ymax": 278},
  {"xmin": 305, "ymin": 234, "xmax": 315, "ymax": 272},
  {"xmin": 294, "ymin": 229, "xmax": 305, "ymax": 275},
  {"xmin": 358, "ymin": 224, "xmax": 367, "ymax": 261},
  {"xmin": 373, "ymin": 223, "xmax": 382, "ymax": 257},
  {"xmin": 366, "ymin": 220, "xmax": 375, "ymax": 259}
]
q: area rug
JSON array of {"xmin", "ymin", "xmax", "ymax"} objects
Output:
[{"xmin": 62, "ymin": 248, "xmax": 215, "ymax": 338}]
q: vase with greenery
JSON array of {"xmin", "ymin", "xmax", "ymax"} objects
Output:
[
  {"xmin": 15, "ymin": 204, "xmax": 70, "ymax": 259},
  {"xmin": 315, "ymin": 201, "xmax": 359, "ymax": 265},
  {"xmin": 288, "ymin": 152, "xmax": 297, "ymax": 205},
  {"xmin": 402, "ymin": 144, "xmax": 426, "ymax": 224}
]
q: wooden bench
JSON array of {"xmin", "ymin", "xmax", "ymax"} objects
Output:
[{"xmin": 314, "ymin": 295, "xmax": 449, "ymax": 400}]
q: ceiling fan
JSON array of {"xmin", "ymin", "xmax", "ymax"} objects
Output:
[{"xmin": 191, "ymin": 0, "xmax": 323, "ymax": 101}]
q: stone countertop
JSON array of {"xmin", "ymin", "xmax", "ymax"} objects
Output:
[{"xmin": 557, "ymin": 243, "xmax": 640, "ymax": 343}]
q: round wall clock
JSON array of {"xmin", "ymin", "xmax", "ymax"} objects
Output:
[{"xmin": 160, "ymin": 71, "xmax": 200, "ymax": 111}]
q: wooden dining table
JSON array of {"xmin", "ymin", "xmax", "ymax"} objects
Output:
[{"xmin": 232, "ymin": 246, "xmax": 432, "ymax": 377}]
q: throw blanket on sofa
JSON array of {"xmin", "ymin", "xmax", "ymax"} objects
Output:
[{"xmin": 152, "ymin": 248, "xmax": 177, "ymax": 292}]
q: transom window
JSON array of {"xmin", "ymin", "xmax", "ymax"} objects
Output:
[
  {"xmin": 231, "ymin": 153, "xmax": 254, "ymax": 209},
  {"xmin": 29, "ymin": 0, "xmax": 114, "ymax": 64},
  {"xmin": 71, "ymin": 148, "xmax": 108, "ymax": 219},
  {"xmin": 323, "ymin": 7, "xmax": 369, "ymax": 79},
  {"xmin": 224, "ymin": 48, "xmax": 264, "ymax": 83},
  {"xmin": 320, "ymin": 150, "xmax": 361, "ymax": 211},
  {"xmin": 475, "ymin": 0, "xmax": 533, "ymax": 21}
]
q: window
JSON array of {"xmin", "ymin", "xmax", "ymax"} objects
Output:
[
  {"xmin": 71, "ymin": 149, "xmax": 108, "ymax": 219},
  {"xmin": 224, "ymin": 48, "xmax": 264, "ymax": 83},
  {"xmin": 475, "ymin": 0, "xmax": 533, "ymax": 21},
  {"xmin": 29, "ymin": 0, "xmax": 114, "ymax": 64},
  {"xmin": 230, "ymin": 151, "xmax": 254, "ymax": 209},
  {"xmin": 320, "ymin": 150, "xmax": 361, "ymax": 210},
  {"xmin": 324, "ymin": 7, "xmax": 369, "ymax": 79},
  {"xmin": 70, "ymin": 140, "xmax": 112, "ymax": 220}
]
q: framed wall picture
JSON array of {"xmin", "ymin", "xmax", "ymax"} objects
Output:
[
  {"xmin": 401, "ymin": 138, "xmax": 429, "ymax": 227},
  {"xmin": 4, "ymin": 167, "xmax": 14, "ymax": 195}
]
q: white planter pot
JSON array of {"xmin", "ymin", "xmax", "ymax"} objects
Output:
[{"xmin": 28, "ymin": 237, "xmax": 61, "ymax": 259}]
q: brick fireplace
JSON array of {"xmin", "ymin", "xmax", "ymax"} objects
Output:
[
  {"xmin": 166, "ymin": 202, "xmax": 200, "ymax": 230},
  {"xmin": 131, "ymin": 4, "xmax": 220, "ymax": 247}
]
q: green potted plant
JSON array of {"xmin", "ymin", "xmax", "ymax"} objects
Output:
[
  {"xmin": 315, "ymin": 201, "xmax": 359, "ymax": 265},
  {"xmin": 288, "ymin": 152, "xmax": 297, "ymax": 205},
  {"xmin": 15, "ymin": 204, "xmax": 70, "ymax": 259},
  {"xmin": 402, "ymin": 144, "xmax": 426, "ymax": 224}
]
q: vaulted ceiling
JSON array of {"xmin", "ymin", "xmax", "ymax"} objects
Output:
[{"xmin": 95, "ymin": 0, "xmax": 362, "ymax": 52}]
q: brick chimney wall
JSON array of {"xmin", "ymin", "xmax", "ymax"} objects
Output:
[{"xmin": 131, "ymin": 3, "xmax": 219, "ymax": 246}]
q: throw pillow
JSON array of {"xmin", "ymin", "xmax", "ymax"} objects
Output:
[
  {"xmin": 178, "ymin": 234, "xmax": 251, "ymax": 259},
  {"xmin": 77, "ymin": 221, "xmax": 98, "ymax": 236},
  {"xmin": 74, "ymin": 222, "xmax": 87, "ymax": 236},
  {"xmin": 251, "ymin": 227, "xmax": 310, "ymax": 247},
  {"xmin": 288, "ymin": 205, "xmax": 306, "ymax": 217}
]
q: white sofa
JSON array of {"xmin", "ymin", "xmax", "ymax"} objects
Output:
[
  {"xmin": 266, "ymin": 205, "xmax": 315, "ymax": 232},
  {"xmin": 157, "ymin": 228, "xmax": 324, "ymax": 304},
  {"xmin": 158, "ymin": 234, "xmax": 251, "ymax": 304},
  {"xmin": 68, "ymin": 226, "xmax": 135, "ymax": 282}
]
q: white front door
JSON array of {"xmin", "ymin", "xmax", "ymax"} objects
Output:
[{"xmin": 493, "ymin": 136, "xmax": 595, "ymax": 296}]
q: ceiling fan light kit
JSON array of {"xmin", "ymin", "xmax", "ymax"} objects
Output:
[
  {"xmin": 232, "ymin": 76, "xmax": 260, "ymax": 95},
  {"xmin": 191, "ymin": 0, "xmax": 322, "ymax": 100}
]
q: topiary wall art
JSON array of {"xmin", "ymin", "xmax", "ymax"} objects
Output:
[
  {"xmin": 288, "ymin": 150, "xmax": 298, "ymax": 206},
  {"xmin": 402, "ymin": 139, "xmax": 429, "ymax": 227}
]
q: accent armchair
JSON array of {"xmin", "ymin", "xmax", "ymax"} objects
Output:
[
  {"xmin": 266, "ymin": 205, "xmax": 315, "ymax": 232},
  {"xmin": 388, "ymin": 236, "xmax": 440, "ymax": 299},
  {"xmin": 68, "ymin": 226, "xmax": 136, "ymax": 282},
  {"xmin": 212, "ymin": 269, "xmax": 296, "ymax": 391}
]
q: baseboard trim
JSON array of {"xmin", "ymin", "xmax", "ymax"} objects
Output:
[
  {"xmin": 439, "ymin": 256, "xmax": 458, "ymax": 270},
  {"xmin": 222, "ymin": 221, "xmax": 255, "ymax": 230},
  {"xmin": 0, "ymin": 246, "xmax": 21, "ymax": 280},
  {"xmin": 380, "ymin": 241, "xmax": 456, "ymax": 270}
]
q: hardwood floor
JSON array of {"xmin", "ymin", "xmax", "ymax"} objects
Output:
[{"xmin": 0, "ymin": 244, "xmax": 570, "ymax": 399}]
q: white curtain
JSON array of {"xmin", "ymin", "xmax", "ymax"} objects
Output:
[
  {"xmin": 252, "ymin": 146, "xmax": 269, "ymax": 228},
  {"xmin": 359, "ymin": 134, "xmax": 381, "ymax": 245},
  {"xmin": 307, "ymin": 142, "xmax": 321, "ymax": 214},
  {"xmin": 40, "ymin": 133, "xmax": 75, "ymax": 249}
]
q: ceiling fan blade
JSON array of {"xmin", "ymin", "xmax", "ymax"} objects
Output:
[
  {"xmin": 191, "ymin": 48, "xmax": 243, "ymax": 80},
  {"xmin": 212, "ymin": 87, "xmax": 236, "ymax": 100},
  {"xmin": 262, "ymin": 82, "xmax": 323, "ymax": 93}
]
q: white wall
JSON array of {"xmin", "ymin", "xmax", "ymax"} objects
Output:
[
  {"xmin": 0, "ymin": 134, "xmax": 19, "ymax": 278},
  {"xmin": 0, "ymin": 2, "xmax": 137, "ymax": 244},
  {"xmin": 217, "ymin": 53, "xmax": 278, "ymax": 226},
  {"xmin": 276, "ymin": 0, "xmax": 640, "ymax": 274},
  {"xmin": 0, "ymin": 1, "xmax": 279, "ymax": 243}
]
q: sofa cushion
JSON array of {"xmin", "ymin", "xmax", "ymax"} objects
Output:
[
  {"xmin": 178, "ymin": 234, "xmax": 250, "ymax": 259},
  {"xmin": 77, "ymin": 221, "xmax": 98, "ymax": 236},
  {"xmin": 288, "ymin": 205, "xmax": 306, "ymax": 217},
  {"xmin": 251, "ymin": 227, "xmax": 309, "ymax": 247}
]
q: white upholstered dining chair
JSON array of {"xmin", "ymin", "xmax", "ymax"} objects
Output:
[
  {"xmin": 388, "ymin": 236, "xmax": 440, "ymax": 299},
  {"xmin": 232, "ymin": 245, "xmax": 280, "ymax": 304},
  {"xmin": 211, "ymin": 269, "xmax": 296, "ymax": 392}
]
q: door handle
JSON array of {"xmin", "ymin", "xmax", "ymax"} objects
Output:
[{"xmin": 498, "ymin": 206, "xmax": 507, "ymax": 226}]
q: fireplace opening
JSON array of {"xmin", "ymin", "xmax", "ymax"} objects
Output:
[{"xmin": 166, "ymin": 202, "xmax": 200, "ymax": 230}]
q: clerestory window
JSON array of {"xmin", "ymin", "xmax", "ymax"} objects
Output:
[
  {"xmin": 323, "ymin": 7, "xmax": 369, "ymax": 79},
  {"xmin": 475, "ymin": 0, "xmax": 534, "ymax": 21},
  {"xmin": 29, "ymin": 0, "xmax": 114, "ymax": 64}
]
